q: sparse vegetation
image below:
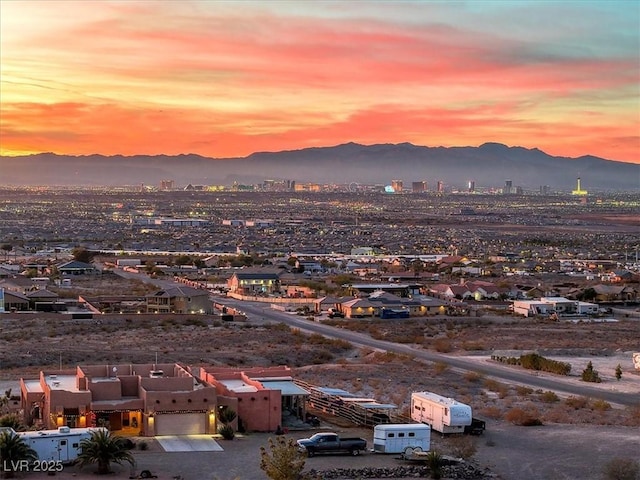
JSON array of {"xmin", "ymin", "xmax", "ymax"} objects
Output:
[
  {"xmin": 218, "ymin": 407, "xmax": 237, "ymax": 440},
  {"xmin": 425, "ymin": 450, "xmax": 443, "ymax": 479},
  {"xmin": 0, "ymin": 430, "xmax": 37, "ymax": 479},
  {"xmin": 582, "ymin": 361, "xmax": 602, "ymax": 383},
  {"xmin": 539, "ymin": 391, "xmax": 559, "ymax": 403},
  {"xmin": 565, "ymin": 396, "xmax": 589, "ymax": 410},
  {"xmin": 259, "ymin": 436, "xmax": 306, "ymax": 480},
  {"xmin": 447, "ymin": 435, "xmax": 478, "ymax": 459},
  {"xmin": 615, "ymin": 364, "xmax": 623, "ymax": 381},
  {"xmin": 504, "ymin": 407, "xmax": 543, "ymax": 426}
]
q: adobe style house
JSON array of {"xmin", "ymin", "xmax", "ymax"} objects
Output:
[
  {"xmin": 227, "ymin": 271, "xmax": 281, "ymax": 295},
  {"xmin": 195, "ymin": 366, "xmax": 310, "ymax": 433},
  {"xmin": 146, "ymin": 285, "xmax": 212, "ymax": 313},
  {"xmin": 20, "ymin": 364, "xmax": 218, "ymax": 436}
]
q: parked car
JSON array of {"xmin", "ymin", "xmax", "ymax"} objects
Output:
[{"xmin": 297, "ymin": 432, "xmax": 367, "ymax": 456}]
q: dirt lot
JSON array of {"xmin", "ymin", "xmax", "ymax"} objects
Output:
[{"xmin": 1, "ymin": 275, "xmax": 639, "ymax": 479}]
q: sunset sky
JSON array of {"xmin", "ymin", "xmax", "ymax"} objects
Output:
[{"xmin": 1, "ymin": 1, "xmax": 638, "ymax": 163}]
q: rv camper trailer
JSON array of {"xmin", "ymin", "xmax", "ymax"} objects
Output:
[
  {"xmin": 19, "ymin": 426, "xmax": 107, "ymax": 464},
  {"xmin": 411, "ymin": 391, "xmax": 472, "ymax": 434},
  {"xmin": 373, "ymin": 423, "xmax": 430, "ymax": 454}
]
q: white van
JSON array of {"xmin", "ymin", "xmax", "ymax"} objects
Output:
[{"xmin": 373, "ymin": 423, "xmax": 430, "ymax": 454}]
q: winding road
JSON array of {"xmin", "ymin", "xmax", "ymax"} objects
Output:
[
  {"xmin": 110, "ymin": 267, "xmax": 639, "ymax": 407},
  {"xmin": 220, "ymin": 297, "xmax": 639, "ymax": 407}
]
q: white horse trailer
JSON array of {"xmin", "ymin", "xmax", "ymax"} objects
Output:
[
  {"xmin": 411, "ymin": 391, "xmax": 472, "ymax": 434},
  {"xmin": 373, "ymin": 423, "xmax": 430, "ymax": 454}
]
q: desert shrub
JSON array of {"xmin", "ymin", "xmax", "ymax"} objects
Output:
[
  {"xmin": 462, "ymin": 341, "xmax": 485, "ymax": 351},
  {"xmin": 581, "ymin": 361, "xmax": 602, "ymax": 383},
  {"xmin": 464, "ymin": 371, "xmax": 483, "ymax": 383},
  {"xmin": 516, "ymin": 385, "xmax": 534, "ymax": 396},
  {"xmin": 602, "ymin": 457, "xmax": 639, "ymax": 480},
  {"xmin": 504, "ymin": 407, "xmax": 542, "ymax": 426},
  {"xmin": 447, "ymin": 435, "xmax": 477, "ymax": 459},
  {"xmin": 433, "ymin": 362, "xmax": 449, "ymax": 375},
  {"xmin": 371, "ymin": 351, "xmax": 401, "ymax": 363},
  {"xmin": 479, "ymin": 406, "xmax": 502, "ymax": 419},
  {"xmin": 0, "ymin": 413, "xmax": 25, "ymax": 431},
  {"xmin": 543, "ymin": 405, "xmax": 572, "ymax": 423},
  {"xmin": 425, "ymin": 451, "xmax": 443, "ymax": 479},
  {"xmin": 591, "ymin": 399, "xmax": 612, "ymax": 411},
  {"xmin": 218, "ymin": 407, "xmax": 237, "ymax": 425},
  {"xmin": 520, "ymin": 353, "xmax": 571, "ymax": 375},
  {"xmin": 310, "ymin": 349, "xmax": 333, "ymax": 364},
  {"xmin": 483, "ymin": 379, "xmax": 500, "ymax": 391},
  {"xmin": 433, "ymin": 338, "xmax": 452, "ymax": 353},
  {"xmin": 218, "ymin": 424, "xmax": 235, "ymax": 440},
  {"xmin": 539, "ymin": 391, "xmax": 559, "ymax": 403},
  {"xmin": 565, "ymin": 396, "xmax": 589, "ymax": 410},
  {"xmin": 260, "ymin": 436, "xmax": 306, "ymax": 480}
]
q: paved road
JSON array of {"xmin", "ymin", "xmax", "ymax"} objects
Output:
[
  {"xmin": 220, "ymin": 297, "xmax": 639, "ymax": 407},
  {"xmin": 109, "ymin": 268, "xmax": 638, "ymax": 407}
]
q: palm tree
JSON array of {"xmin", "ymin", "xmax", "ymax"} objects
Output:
[
  {"xmin": 0, "ymin": 430, "xmax": 37, "ymax": 479},
  {"xmin": 77, "ymin": 429, "xmax": 134, "ymax": 475}
]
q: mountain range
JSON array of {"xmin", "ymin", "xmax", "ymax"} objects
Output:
[{"xmin": 1, "ymin": 142, "xmax": 638, "ymax": 191}]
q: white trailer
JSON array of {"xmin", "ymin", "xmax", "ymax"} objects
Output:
[
  {"xmin": 373, "ymin": 423, "xmax": 430, "ymax": 454},
  {"xmin": 411, "ymin": 392, "xmax": 472, "ymax": 434},
  {"xmin": 19, "ymin": 426, "xmax": 106, "ymax": 464}
]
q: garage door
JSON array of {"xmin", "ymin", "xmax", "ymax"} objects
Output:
[{"xmin": 155, "ymin": 413, "xmax": 207, "ymax": 436}]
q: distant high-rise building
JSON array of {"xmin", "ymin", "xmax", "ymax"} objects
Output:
[
  {"xmin": 572, "ymin": 177, "xmax": 588, "ymax": 196},
  {"xmin": 437, "ymin": 181, "xmax": 444, "ymax": 193},
  {"xmin": 468, "ymin": 180, "xmax": 475, "ymax": 193},
  {"xmin": 412, "ymin": 181, "xmax": 427, "ymax": 193},
  {"xmin": 160, "ymin": 180, "xmax": 174, "ymax": 191},
  {"xmin": 391, "ymin": 179, "xmax": 403, "ymax": 193},
  {"xmin": 540, "ymin": 185, "xmax": 551, "ymax": 195},
  {"xmin": 504, "ymin": 180, "xmax": 513, "ymax": 194}
]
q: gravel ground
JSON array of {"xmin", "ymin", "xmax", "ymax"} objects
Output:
[{"xmin": 9, "ymin": 420, "xmax": 639, "ymax": 480}]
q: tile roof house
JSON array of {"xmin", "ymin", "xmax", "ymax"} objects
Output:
[
  {"xmin": 227, "ymin": 271, "xmax": 281, "ymax": 295},
  {"xmin": 2, "ymin": 289, "xmax": 30, "ymax": 311},
  {"xmin": 146, "ymin": 285, "xmax": 212, "ymax": 314},
  {"xmin": 56, "ymin": 260, "xmax": 98, "ymax": 275},
  {"xmin": 0, "ymin": 276, "xmax": 40, "ymax": 294}
]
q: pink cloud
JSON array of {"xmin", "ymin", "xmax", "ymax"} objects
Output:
[{"xmin": 1, "ymin": 2, "xmax": 637, "ymax": 163}]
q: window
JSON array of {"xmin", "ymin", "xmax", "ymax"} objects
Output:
[
  {"xmin": 398, "ymin": 433, "xmax": 405, "ymax": 437},
  {"xmin": 60, "ymin": 440, "xmax": 67, "ymax": 446},
  {"xmin": 408, "ymin": 432, "xmax": 415, "ymax": 437},
  {"xmin": 72, "ymin": 443, "xmax": 78, "ymax": 448},
  {"xmin": 388, "ymin": 433, "xmax": 395, "ymax": 438}
]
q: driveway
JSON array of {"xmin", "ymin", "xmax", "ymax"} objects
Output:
[{"xmin": 156, "ymin": 435, "xmax": 224, "ymax": 452}]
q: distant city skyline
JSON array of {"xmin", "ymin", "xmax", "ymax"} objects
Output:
[{"xmin": 1, "ymin": 1, "xmax": 638, "ymax": 164}]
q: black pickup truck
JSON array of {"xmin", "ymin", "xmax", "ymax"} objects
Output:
[{"xmin": 297, "ymin": 432, "xmax": 367, "ymax": 456}]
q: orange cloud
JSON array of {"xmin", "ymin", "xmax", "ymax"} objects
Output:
[{"xmin": 1, "ymin": 1, "xmax": 638, "ymax": 163}]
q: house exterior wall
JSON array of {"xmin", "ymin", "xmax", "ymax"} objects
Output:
[
  {"xmin": 196, "ymin": 367, "xmax": 293, "ymax": 433},
  {"xmin": 146, "ymin": 293, "xmax": 211, "ymax": 314},
  {"xmin": 21, "ymin": 364, "xmax": 217, "ymax": 436}
]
